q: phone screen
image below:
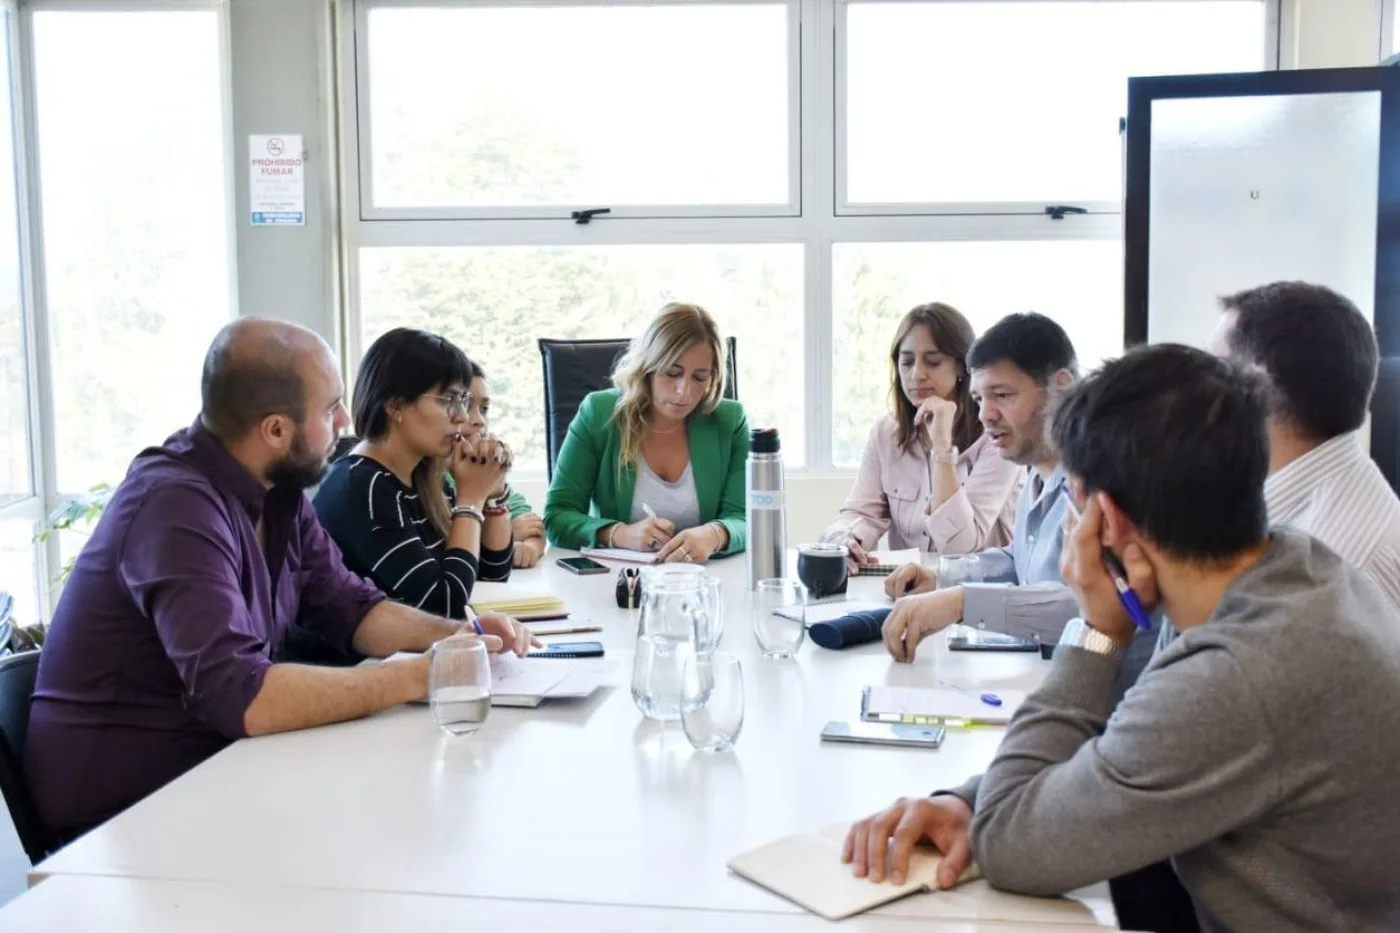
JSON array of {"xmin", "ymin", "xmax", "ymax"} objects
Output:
[{"xmin": 557, "ymin": 557, "xmax": 607, "ymax": 573}]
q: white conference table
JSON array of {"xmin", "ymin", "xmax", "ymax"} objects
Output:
[
  {"xmin": 22, "ymin": 550, "xmax": 1114, "ymax": 930},
  {"xmin": 0, "ymin": 876, "xmax": 1124, "ymax": 933}
]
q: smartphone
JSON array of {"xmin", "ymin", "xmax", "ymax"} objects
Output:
[
  {"xmin": 529, "ymin": 640, "xmax": 605, "ymax": 659},
  {"xmin": 820, "ymin": 720, "xmax": 945, "ymax": 749},
  {"xmin": 947, "ymin": 629, "xmax": 1040, "ymax": 653},
  {"xmin": 557, "ymin": 556, "xmax": 609, "ymax": 575}
]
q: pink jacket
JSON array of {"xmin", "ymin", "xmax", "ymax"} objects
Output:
[{"xmin": 825, "ymin": 416, "xmax": 1022, "ymax": 555}]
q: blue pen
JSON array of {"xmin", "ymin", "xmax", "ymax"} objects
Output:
[
  {"xmin": 938, "ymin": 680, "xmax": 1002, "ymax": 707},
  {"xmin": 1061, "ymin": 489, "xmax": 1154, "ymax": 632}
]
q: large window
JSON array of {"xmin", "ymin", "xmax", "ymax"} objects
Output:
[
  {"xmin": 842, "ymin": 1, "xmax": 1270, "ymax": 208},
  {"xmin": 360, "ymin": 244, "xmax": 806, "ymax": 469},
  {"xmin": 346, "ymin": 0, "xmax": 1274, "ymax": 475},
  {"xmin": 32, "ymin": 9, "xmax": 233, "ymax": 494},
  {"xmin": 362, "ymin": 3, "xmax": 795, "ymax": 215}
]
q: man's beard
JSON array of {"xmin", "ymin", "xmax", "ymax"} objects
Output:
[{"xmin": 267, "ymin": 429, "xmax": 330, "ymax": 489}]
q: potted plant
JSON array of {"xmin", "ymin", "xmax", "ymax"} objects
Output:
[{"xmin": 20, "ymin": 484, "xmax": 115, "ymax": 646}]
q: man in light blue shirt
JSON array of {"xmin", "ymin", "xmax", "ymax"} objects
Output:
[{"xmin": 882, "ymin": 313, "xmax": 1155, "ymax": 685}]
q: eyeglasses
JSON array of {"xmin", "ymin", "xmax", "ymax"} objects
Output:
[{"xmin": 423, "ymin": 392, "xmax": 473, "ymax": 417}]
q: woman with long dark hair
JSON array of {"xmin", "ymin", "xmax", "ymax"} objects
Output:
[
  {"xmin": 313, "ymin": 328, "xmax": 515, "ymax": 619},
  {"xmin": 824, "ymin": 302, "xmax": 1022, "ymax": 570}
]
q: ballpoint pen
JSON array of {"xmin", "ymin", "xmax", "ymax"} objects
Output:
[
  {"xmin": 1060, "ymin": 489, "xmax": 1154, "ymax": 632},
  {"xmin": 937, "ymin": 679, "xmax": 1002, "ymax": 707}
]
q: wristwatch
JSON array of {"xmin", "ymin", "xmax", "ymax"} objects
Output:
[
  {"xmin": 485, "ymin": 485, "xmax": 512, "ymax": 512},
  {"xmin": 1058, "ymin": 617, "xmax": 1126, "ymax": 662},
  {"xmin": 930, "ymin": 446, "xmax": 958, "ymax": 466}
]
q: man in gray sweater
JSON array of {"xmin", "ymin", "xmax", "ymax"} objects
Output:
[{"xmin": 843, "ymin": 344, "xmax": 1400, "ymax": 932}]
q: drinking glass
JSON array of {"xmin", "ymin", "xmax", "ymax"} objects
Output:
[
  {"xmin": 937, "ymin": 554, "xmax": 984, "ymax": 639},
  {"xmin": 694, "ymin": 576, "xmax": 724, "ymax": 654},
  {"xmin": 429, "ymin": 635, "xmax": 491, "ymax": 735},
  {"xmin": 752, "ymin": 578, "xmax": 806, "ymax": 659},
  {"xmin": 681, "ymin": 651, "xmax": 745, "ymax": 752}
]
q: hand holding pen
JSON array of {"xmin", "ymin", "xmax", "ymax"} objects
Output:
[{"xmin": 1059, "ymin": 488, "xmax": 1157, "ymax": 642}]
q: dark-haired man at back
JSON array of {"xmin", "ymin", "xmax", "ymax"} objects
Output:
[
  {"xmin": 24, "ymin": 318, "xmax": 535, "ymax": 842},
  {"xmin": 1211, "ymin": 281, "xmax": 1400, "ymax": 611},
  {"xmin": 845, "ymin": 345, "xmax": 1400, "ymax": 932}
]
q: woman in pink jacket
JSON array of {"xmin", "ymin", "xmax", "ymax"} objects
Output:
[{"xmin": 824, "ymin": 303, "xmax": 1022, "ymax": 571}]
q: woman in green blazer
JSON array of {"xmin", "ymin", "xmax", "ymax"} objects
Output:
[{"xmin": 544, "ymin": 302, "xmax": 749, "ymax": 563}]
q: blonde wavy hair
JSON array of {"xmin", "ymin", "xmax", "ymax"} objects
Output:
[{"xmin": 611, "ymin": 302, "xmax": 728, "ymax": 470}]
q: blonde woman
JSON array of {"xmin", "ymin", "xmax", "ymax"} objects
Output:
[{"xmin": 543, "ymin": 303, "xmax": 749, "ymax": 563}]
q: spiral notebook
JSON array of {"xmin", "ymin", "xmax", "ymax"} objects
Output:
[{"xmin": 579, "ymin": 546, "xmax": 661, "ymax": 565}]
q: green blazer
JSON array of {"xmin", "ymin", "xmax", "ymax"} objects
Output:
[{"xmin": 544, "ymin": 389, "xmax": 749, "ymax": 555}]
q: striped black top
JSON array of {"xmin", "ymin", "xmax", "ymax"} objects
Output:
[{"xmin": 311, "ymin": 454, "xmax": 512, "ymax": 620}]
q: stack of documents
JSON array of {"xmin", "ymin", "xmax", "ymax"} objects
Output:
[
  {"xmin": 379, "ymin": 652, "xmax": 616, "ymax": 708},
  {"xmin": 488, "ymin": 654, "xmax": 617, "ymax": 707},
  {"xmin": 468, "ymin": 581, "xmax": 568, "ymax": 620}
]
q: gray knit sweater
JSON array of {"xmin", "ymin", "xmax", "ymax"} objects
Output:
[{"xmin": 970, "ymin": 529, "xmax": 1400, "ymax": 933}]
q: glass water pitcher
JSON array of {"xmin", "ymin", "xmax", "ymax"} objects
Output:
[{"xmin": 631, "ymin": 564, "xmax": 706, "ymax": 721}]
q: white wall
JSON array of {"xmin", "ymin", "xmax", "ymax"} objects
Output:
[
  {"xmin": 1282, "ymin": 0, "xmax": 1386, "ymax": 68},
  {"xmin": 229, "ymin": 0, "xmax": 340, "ymax": 342},
  {"xmin": 225, "ymin": 0, "xmax": 1390, "ymax": 541}
]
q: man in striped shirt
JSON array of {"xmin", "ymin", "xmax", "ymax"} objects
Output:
[{"xmin": 1210, "ymin": 281, "xmax": 1400, "ymax": 612}]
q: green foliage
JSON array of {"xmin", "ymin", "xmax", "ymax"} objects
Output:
[{"xmin": 35, "ymin": 483, "xmax": 113, "ymax": 585}]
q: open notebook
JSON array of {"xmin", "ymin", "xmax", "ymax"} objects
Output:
[{"xmin": 728, "ymin": 823, "xmax": 979, "ymax": 920}]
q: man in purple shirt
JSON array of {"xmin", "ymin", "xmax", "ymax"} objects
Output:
[{"xmin": 23, "ymin": 318, "xmax": 534, "ymax": 841}]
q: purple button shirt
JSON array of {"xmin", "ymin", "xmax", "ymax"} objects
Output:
[{"xmin": 23, "ymin": 419, "xmax": 385, "ymax": 837}]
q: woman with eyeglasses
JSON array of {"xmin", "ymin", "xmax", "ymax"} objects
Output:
[
  {"xmin": 313, "ymin": 328, "xmax": 515, "ymax": 623},
  {"xmin": 460, "ymin": 359, "xmax": 548, "ymax": 568}
]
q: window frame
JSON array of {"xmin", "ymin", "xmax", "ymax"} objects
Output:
[
  {"xmin": 0, "ymin": 0, "xmax": 44, "ymax": 621},
  {"xmin": 0, "ymin": 0, "xmax": 35, "ymax": 513},
  {"xmin": 341, "ymin": 0, "xmax": 1277, "ymax": 478},
  {"xmin": 351, "ymin": 0, "xmax": 805, "ymax": 221}
]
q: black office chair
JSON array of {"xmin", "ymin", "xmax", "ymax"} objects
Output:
[
  {"xmin": 0, "ymin": 651, "xmax": 54, "ymax": 865},
  {"xmin": 538, "ymin": 336, "xmax": 739, "ymax": 480}
]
